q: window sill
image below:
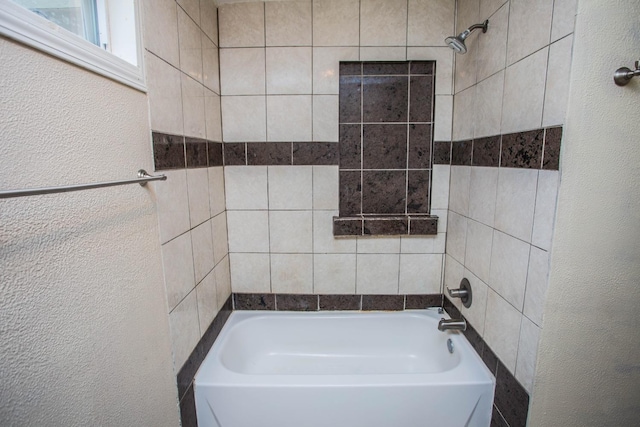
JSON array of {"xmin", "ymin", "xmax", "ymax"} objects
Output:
[{"xmin": 333, "ymin": 215, "xmax": 438, "ymax": 237}]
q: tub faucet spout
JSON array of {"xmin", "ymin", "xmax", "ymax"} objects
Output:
[{"xmin": 438, "ymin": 318, "xmax": 467, "ymax": 332}]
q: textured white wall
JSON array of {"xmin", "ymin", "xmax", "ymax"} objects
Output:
[
  {"xmin": 529, "ymin": 0, "xmax": 640, "ymax": 424},
  {"xmin": 0, "ymin": 37, "xmax": 180, "ymax": 426}
]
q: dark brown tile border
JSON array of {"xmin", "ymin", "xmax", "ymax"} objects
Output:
[
  {"xmin": 223, "ymin": 142, "xmax": 247, "ymax": 165},
  {"xmin": 179, "ymin": 384, "xmax": 197, "ymax": 427},
  {"xmin": 543, "ymin": 126, "xmax": 562, "ymax": 170},
  {"xmin": 293, "ymin": 142, "xmax": 339, "ymax": 165},
  {"xmin": 319, "ymin": 294, "xmax": 362, "ymax": 310},
  {"xmin": 363, "ymin": 217, "xmax": 408, "ymax": 235},
  {"xmin": 333, "ymin": 217, "xmax": 363, "ymax": 236},
  {"xmin": 208, "ymin": 141, "xmax": 223, "ymax": 167},
  {"xmin": 433, "ymin": 141, "xmax": 452, "ymax": 164},
  {"xmin": 452, "ymin": 140, "xmax": 472, "ymax": 165},
  {"xmin": 185, "ymin": 137, "xmax": 208, "ymax": 168},
  {"xmin": 247, "ymin": 142, "xmax": 291, "ymax": 165},
  {"xmin": 405, "ymin": 294, "xmax": 443, "ymax": 309},
  {"xmin": 277, "ymin": 294, "xmax": 319, "ymax": 311},
  {"xmin": 362, "ymin": 295, "xmax": 405, "ymax": 311},
  {"xmin": 501, "ymin": 129, "xmax": 544, "ymax": 169},
  {"xmin": 334, "ymin": 215, "xmax": 438, "ymax": 236},
  {"xmin": 234, "ymin": 293, "xmax": 275, "ymax": 310},
  {"xmin": 153, "ymin": 132, "xmax": 225, "ymax": 171}
]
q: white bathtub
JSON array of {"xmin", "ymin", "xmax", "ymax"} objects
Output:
[{"xmin": 195, "ymin": 309, "xmax": 495, "ymax": 427}]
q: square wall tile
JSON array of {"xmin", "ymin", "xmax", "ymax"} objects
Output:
[
  {"xmin": 461, "ymin": 269, "xmax": 488, "ymax": 335},
  {"xmin": 314, "ymin": 254, "xmax": 357, "ymax": 294},
  {"xmin": 399, "ymin": 254, "xmax": 443, "ymax": 294},
  {"xmin": 268, "ymin": 166, "xmax": 313, "ymax": 210},
  {"xmin": 357, "ymin": 236, "xmax": 401, "ymax": 254},
  {"xmin": 474, "ymin": 70, "xmax": 504, "ymax": 138},
  {"xmin": 218, "ymin": 2, "xmax": 265, "ymax": 48},
  {"xmin": 362, "ymin": 76, "xmax": 408, "ymax": 122},
  {"xmin": 407, "ymin": 47, "xmax": 454, "ymax": 95},
  {"xmin": 146, "ymin": 52, "xmax": 183, "ymax": 136},
  {"xmin": 214, "ymin": 255, "xmax": 232, "ymax": 310},
  {"xmin": 186, "ymin": 168, "xmax": 210, "ymax": 227},
  {"xmin": 407, "ymin": 0, "xmax": 455, "ymax": 46},
  {"xmin": 449, "ymin": 166, "xmax": 471, "ymax": 216},
  {"xmin": 161, "ymin": 232, "xmax": 196, "ymax": 311},
  {"xmin": 267, "ymin": 95, "xmax": 312, "ymax": 142},
  {"xmin": 400, "ymin": 236, "xmax": 435, "ymax": 254},
  {"xmin": 226, "ymin": 210, "xmax": 270, "ymax": 253},
  {"xmin": 543, "ymin": 36, "xmax": 573, "ymax": 127},
  {"xmin": 357, "ymin": 254, "xmax": 400, "ymax": 294},
  {"xmin": 266, "ymin": 47, "xmax": 312, "ymax": 94},
  {"xmin": 446, "ymin": 211, "xmax": 467, "ymax": 264},
  {"xmin": 507, "ymin": 0, "xmax": 554, "ymax": 65},
  {"xmin": 169, "ymin": 290, "xmax": 200, "ymax": 371},
  {"xmin": 468, "ymin": 166, "xmax": 498, "ymax": 227},
  {"xmin": 361, "ymin": 170, "xmax": 406, "ymax": 214},
  {"xmin": 211, "ymin": 212, "xmax": 228, "ymax": 265},
  {"xmin": 229, "ymin": 253, "xmax": 270, "ymax": 293},
  {"xmin": 494, "ymin": 168, "xmax": 538, "ymax": 243},
  {"xmin": 532, "ymin": 170, "xmax": 559, "ymax": 251},
  {"xmin": 360, "ymin": 0, "xmax": 408, "ymax": 46},
  {"xmin": 271, "ymin": 254, "xmax": 313, "ymax": 294},
  {"xmin": 313, "ymin": 95, "xmax": 339, "ymax": 142},
  {"xmin": 142, "ymin": 0, "xmax": 179, "ymax": 67},
  {"xmin": 221, "ymin": 96, "xmax": 267, "ymax": 142},
  {"xmin": 523, "ymin": 246, "xmax": 550, "ymax": 326},
  {"xmin": 269, "ymin": 210, "xmax": 313, "ymax": 253},
  {"xmin": 476, "ymin": 2, "xmax": 508, "ymax": 82},
  {"xmin": 516, "ymin": 316, "xmax": 541, "ymax": 393},
  {"xmin": 313, "ymin": 166, "xmax": 339, "ymax": 210},
  {"xmin": 220, "ymin": 48, "xmax": 265, "ymax": 95},
  {"xmin": 265, "ymin": 1, "xmax": 312, "ymax": 46},
  {"xmin": 195, "ymin": 270, "xmax": 218, "ymax": 336},
  {"xmin": 464, "ymin": 219, "xmax": 493, "ymax": 283},
  {"xmin": 224, "ymin": 166, "xmax": 268, "ymax": 210},
  {"xmin": 313, "ymin": 0, "xmax": 360, "ymax": 46},
  {"xmin": 156, "ymin": 170, "xmax": 191, "ymax": 244},
  {"xmin": 501, "ymin": 46, "xmax": 548, "ymax": 134},
  {"xmin": 551, "ymin": 0, "xmax": 577, "ymax": 41},
  {"xmin": 483, "ymin": 289, "xmax": 522, "ymax": 373},
  {"xmin": 313, "ymin": 47, "xmax": 360, "ymax": 95},
  {"xmin": 208, "ymin": 167, "xmax": 226, "ymax": 216},
  {"xmin": 359, "ymin": 47, "xmax": 407, "ymax": 61},
  {"xmin": 489, "ymin": 230, "xmax": 531, "ymax": 310},
  {"xmin": 313, "ymin": 210, "xmax": 357, "ymax": 253},
  {"xmin": 181, "ymin": 74, "xmax": 206, "ymax": 139},
  {"xmin": 178, "ymin": 8, "xmax": 203, "ymax": 82}
]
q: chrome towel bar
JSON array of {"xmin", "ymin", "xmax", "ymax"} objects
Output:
[{"xmin": 0, "ymin": 169, "xmax": 166, "ymax": 199}]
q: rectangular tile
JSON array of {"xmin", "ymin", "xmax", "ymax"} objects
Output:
[
  {"xmin": 276, "ymin": 294, "xmax": 318, "ymax": 311},
  {"xmin": 362, "ymin": 170, "xmax": 406, "ymax": 214},
  {"xmin": 410, "ymin": 61, "xmax": 435, "ymax": 75},
  {"xmin": 451, "ymin": 140, "xmax": 472, "ymax": 166},
  {"xmin": 207, "ymin": 142, "xmax": 223, "ymax": 167},
  {"xmin": 362, "ymin": 295, "xmax": 405, "ymax": 311},
  {"xmin": 491, "ymin": 406, "xmax": 510, "ymax": 427},
  {"xmin": 407, "ymin": 171, "xmax": 430, "ymax": 214},
  {"xmin": 247, "ymin": 142, "xmax": 292, "ymax": 165},
  {"xmin": 362, "ymin": 76, "xmax": 408, "ymax": 122},
  {"xmin": 223, "ymin": 143, "xmax": 246, "ymax": 165},
  {"xmin": 433, "ymin": 141, "xmax": 451, "ymax": 164},
  {"xmin": 362, "ymin": 124, "xmax": 407, "ymax": 169},
  {"xmin": 494, "ymin": 361, "xmax": 530, "ymax": 427},
  {"xmin": 409, "ymin": 76, "xmax": 433, "ymax": 122},
  {"xmin": 293, "ymin": 142, "xmax": 339, "ymax": 165},
  {"xmin": 153, "ymin": 132, "xmax": 185, "ymax": 170},
  {"xmin": 339, "ymin": 124, "xmax": 362, "ymax": 169},
  {"xmin": 462, "ymin": 322, "xmax": 484, "ymax": 356},
  {"xmin": 364, "ymin": 217, "xmax": 408, "ymax": 235},
  {"xmin": 234, "ymin": 293, "xmax": 276, "ymax": 310},
  {"xmin": 363, "ymin": 62, "xmax": 408, "ymax": 75},
  {"xmin": 409, "ymin": 216, "xmax": 438, "ymax": 235},
  {"xmin": 405, "ymin": 294, "xmax": 442, "ymax": 309},
  {"xmin": 319, "ymin": 294, "xmax": 362, "ymax": 310},
  {"xmin": 185, "ymin": 137, "xmax": 208, "ymax": 168},
  {"xmin": 339, "ymin": 75, "xmax": 362, "ymax": 123},
  {"xmin": 472, "ymin": 136, "xmax": 501, "ymax": 167},
  {"xmin": 482, "ymin": 344, "xmax": 499, "ymax": 376},
  {"xmin": 543, "ymin": 126, "xmax": 562, "ymax": 170},
  {"xmin": 501, "ymin": 129, "xmax": 544, "ymax": 169},
  {"xmin": 408, "ymin": 124, "xmax": 432, "ymax": 169},
  {"xmin": 179, "ymin": 384, "xmax": 197, "ymax": 427},
  {"xmin": 339, "ymin": 62, "xmax": 362, "ymax": 76},
  {"xmin": 339, "ymin": 171, "xmax": 362, "ymax": 215},
  {"xmin": 333, "ymin": 217, "xmax": 363, "ymax": 236}
]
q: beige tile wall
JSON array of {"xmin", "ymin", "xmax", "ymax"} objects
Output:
[
  {"xmin": 219, "ymin": 0, "xmax": 457, "ymax": 296},
  {"xmin": 447, "ymin": 0, "xmax": 577, "ymax": 392},
  {"xmin": 142, "ymin": 0, "xmax": 230, "ymax": 372}
]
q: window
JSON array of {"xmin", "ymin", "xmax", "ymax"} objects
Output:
[{"xmin": 0, "ymin": 0, "xmax": 144, "ymax": 91}]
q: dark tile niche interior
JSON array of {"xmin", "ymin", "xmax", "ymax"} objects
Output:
[{"xmin": 335, "ymin": 61, "xmax": 438, "ymax": 236}]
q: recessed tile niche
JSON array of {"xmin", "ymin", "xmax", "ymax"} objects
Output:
[{"xmin": 334, "ymin": 61, "xmax": 438, "ymax": 236}]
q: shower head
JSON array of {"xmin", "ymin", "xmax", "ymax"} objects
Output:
[{"xmin": 445, "ymin": 20, "xmax": 489, "ymax": 54}]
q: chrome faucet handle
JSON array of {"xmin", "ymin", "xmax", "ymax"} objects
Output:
[
  {"xmin": 447, "ymin": 287, "xmax": 468, "ymax": 298},
  {"xmin": 446, "ymin": 278, "xmax": 473, "ymax": 308}
]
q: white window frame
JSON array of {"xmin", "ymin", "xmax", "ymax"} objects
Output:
[{"xmin": 0, "ymin": 0, "xmax": 146, "ymax": 92}]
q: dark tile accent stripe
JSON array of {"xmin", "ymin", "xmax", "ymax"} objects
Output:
[
  {"xmin": 443, "ymin": 126, "xmax": 562, "ymax": 170},
  {"xmin": 223, "ymin": 143, "xmax": 246, "ymax": 165},
  {"xmin": 333, "ymin": 217, "xmax": 363, "ymax": 236},
  {"xmin": 364, "ymin": 217, "xmax": 408, "ymax": 235},
  {"xmin": 362, "ymin": 295, "xmax": 405, "ymax": 311},
  {"xmin": 363, "ymin": 61, "xmax": 409, "ymax": 75},
  {"xmin": 277, "ymin": 294, "xmax": 318, "ymax": 311},
  {"xmin": 443, "ymin": 296, "xmax": 530, "ymax": 427},
  {"xmin": 293, "ymin": 142, "xmax": 339, "ymax": 165},
  {"xmin": 153, "ymin": 132, "xmax": 185, "ymax": 170},
  {"xmin": 208, "ymin": 141, "xmax": 223, "ymax": 167},
  {"xmin": 185, "ymin": 138, "xmax": 208, "ymax": 168},
  {"xmin": 410, "ymin": 61, "xmax": 434, "ymax": 75},
  {"xmin": 247, "ymin": 142, "xmax": 291, "ymax": 165},
  {"xmin": 319, "ymin": 294, "xmax": 362, "ymax": 310},
  {"xmin": 334, "ymin": 215, "xmax": 438, "ymax": 236},
  {"xmin": 234, "ymin": 293, "xmax": 275, "ymax": 310},
  {"xmin": 405, "ymin": 294, "xmax": 442, "ymax": 309},
  {"xmin": 409, "ymin": 216, "xmax": 438, "ymax": 235},
  {"xmin": 179, "ymin": 384, "xmax": 197, "ymax": 427},
  {"xmin": 339, "ymin": 62, "xmax": 361, "ymax": 75},
  {"xmin": 220, "ymin": 142, "xmax": 341, "ymax": 166}
]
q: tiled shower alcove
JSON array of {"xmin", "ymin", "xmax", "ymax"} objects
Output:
[{"xmin": 335, "ymin": 61, "xmax": 438, "ymax": 236}]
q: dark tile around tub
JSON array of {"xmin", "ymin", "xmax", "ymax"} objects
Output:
[
  {"xmin": 293, "ymin": 142, "xmax": 339, "ymax": 165},
  {"xmin": 409, "ymin": 216, "xmax": 438, "ymax": 235},
  {"xmin": 494, "ymin": 361, "xmax": 530, "ymax": 427},
  {"xmin": 362, "ymin": 124, "xmax": 407, "ymax": 169},
  {"xmin": 451, "ymin": 140, "xmax": 472, "ymax": 165},
  {"xmin": 543, "ymin": 126, "xmax": 562, "ymax": 170},
  {"xmin": 362, "ymin": 75, "xmax": 408, "ymax": 123},
  {"xmin": 364, "ymin": 217, "xmax": 408, "ymax": 235},
  {"xmin": 277, "ymin": 294, "xmax": 318, "ymax": 311},
  {"xmin": 405, "ymin": 294, "xmax": 442, "ymax": 309},
  {"xmin": 185, "ymin": 137, "xmax": 209, "ymax": 168},
  {"xmin": 408, "ymin": 124, "xmax": 432, "ymax": 169},
  {"xmin": 363, "ymin": 62, "xmax": 409, "ymax": 75},
  {"xmin": 208, "ymin": 141, "xmax": 223, "ymax": 167},
  {"xmin": 462, "ymin": 322, "xmax": 484, "ymax": 356},
  {"xmin": 409, "ymin": 76, "xmax": 434, "ymax": 122},
  {"xmin": 472, "ymin": 135, "xmax": 501, "ymax": 167},
  {"xmin": 247, "ymin": 142, "xmax": 291, "ymax": 165},
  {"xmin": 333, "ymin": 216, "xmax": 363, "ymax": 236},
  {"xmin": 234, "ymin": 293, "xmax": 275, "ymax": 310},
  {"xmin": 153, "ymin": 132, "xmax": 185, "ymax": 170},
  {"xmin": 319, "ymin": 294, "xmax": 362, "ymax": 310},
  {"xmin": 362, "ymin": 170, "xmax": 406, "ymax": 214},
  {"xmin": 443, "ymin": 296, "xmax": 462, "ymax": 319},
  {"xmin": 491, "ymin": 406, "xmax": 510, "ymax": 427},
  {"xmin": 179, "ymin": 384, "xmax": 198, "ymax": 427},
  {"xmin": 339, "ymin": 75, "xmax": 362, "ymax": 123},
  {"xmin": 433, "ymin": 141, "xmax": 451, "ymax": 164},
  {"xmin": 410, "ymin": 61, "xmax": 434, "ymax": 75},
  {"xmin": 482, "ymin": 344, "xmax": 499, "ymax": 376},
  {"xmin": 339, "ymin": 171, "xmax": 362, "ymax": 216},
  {"xmin": 501, "ymin": 129, "xmax": 544, "ymax": 169},
  {"xmin": 407, "ymin": 170, "xmax": 430, "ymax": 213},
  {"xmin": 339, "ymin": 124, "xmax": 362, "ymax": 169},
  {"xmin": 223, "ymin": 143, "xmax": 246, "ymax": 165},
  {"xmin": 340, "ymin": 62, "xmax": 362, "ymax": 76},
  {"xmin": 362, "ymin": 295, "xmax": 405, "ymax": 311}
]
